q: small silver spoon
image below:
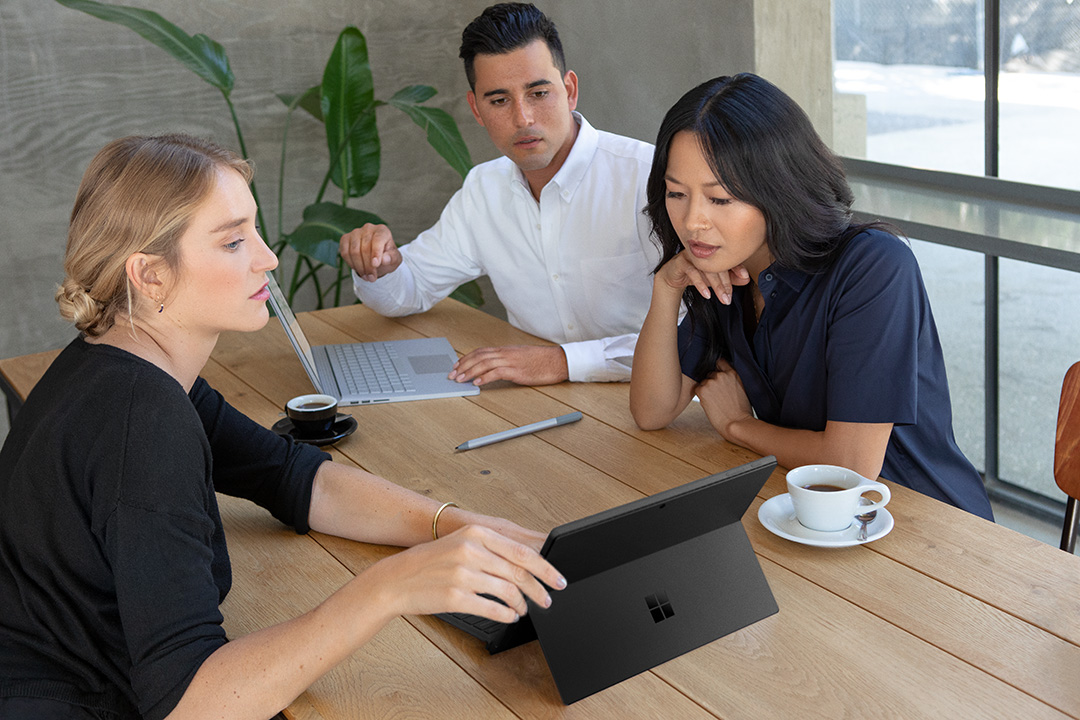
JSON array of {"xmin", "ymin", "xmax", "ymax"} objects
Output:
[{"xmin": 855, "ymin": 498, "xmax": 877, "ymax": 541}]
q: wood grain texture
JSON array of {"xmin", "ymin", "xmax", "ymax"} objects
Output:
[
  {"xmin": 197, "ymin": 357, "xmax": 524, "ymax": 719},
  {"xmin": 312, "ymin": 301, "xmax": 1080, "ymax": 715},
  {"xmin": 658, "ymin": 556, "xmax": 1071, "ymax": 720},
  {"xmin": 218, "ymin": 494, "xmax": 519, "ymax": 720},
  {"xmin": 745, "ymin": 496, "xmax": 1080, "ymax": 717},
  {"xmin": 0, "ymin": 347, "xmax": 61, "ymax": 397},
  {"xmin": 4, "ymin": 301, "xmax": 1079, "ymax": 718}
]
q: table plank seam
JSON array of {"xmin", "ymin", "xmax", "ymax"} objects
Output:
[
  {"xmin": 854, "ymin": 544, "xmax": 1080, "ymax": 648},
  {"xmin": 645, "ymin": 672, "xmax": 725, "ymax": 719},
  {"xmin": 314, "ymin": 298, "xmax": 766, "ymax": 488},
  {"xmin": 758, "ymin": 556, "xmax": 1080, "ymax": 719},
  {"xmin": 397, "ymin": 615, "xmax": 533, "ymax": 720},
  {"xmin": 756, "ymin": 551, "xmax": 1080, "ymax": 718}
]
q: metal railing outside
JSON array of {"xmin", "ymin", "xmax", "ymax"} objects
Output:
[{"xmin": 844, "ymin": 157, "xmax": 1080, "ymax": 522}]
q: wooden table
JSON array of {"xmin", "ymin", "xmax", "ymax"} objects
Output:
[{"xmin": 3, "ymin": 300, "xmax": 1079, "ymax": 719}]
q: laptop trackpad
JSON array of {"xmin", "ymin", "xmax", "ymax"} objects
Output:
[{"xmin": 408, "ymin": 354, "xmax": 453, "ymax": 374}]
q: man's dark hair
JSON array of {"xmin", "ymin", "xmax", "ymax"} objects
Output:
[{"xmin": 459, "ymin": 3, "xmax": 566, "ymax": 91}]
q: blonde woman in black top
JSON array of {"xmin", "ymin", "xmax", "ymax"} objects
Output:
[{"xmin": 0, "ymin": 134, "xmax": 564, "ymax": 720}]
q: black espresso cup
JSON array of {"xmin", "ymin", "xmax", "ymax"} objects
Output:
[{"xmin": 285, "ymin": 394, "xmax": 339, "ymax": 438}]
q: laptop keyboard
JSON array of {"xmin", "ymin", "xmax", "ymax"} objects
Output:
[{"xmin": 330, "ymin": 342, "xmax": 416, "ymax": 395}]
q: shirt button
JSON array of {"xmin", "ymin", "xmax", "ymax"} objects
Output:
[
  {"xmin": 552, "ymin": 274, "xmax": 559, "ymax": 281},
  {"xmin": 567, "ymin": 323, "xmax": 575, "ymax": 331},
  {"xmin": 764, "ymin": 273, "xmax": 774, "ymax": 281},
  {"xmin": 536, "ymin": 224, "xmax": 541, "ymax": 230}
]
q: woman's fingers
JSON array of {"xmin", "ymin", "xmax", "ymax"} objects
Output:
[
  {"xmin": 461, "ymin": 525, "xmax": 565, "ymax": 610},
  {"xmin": 402, "ymin": 525, "xmax": 565, "ymax": 623},
  {"xmin": 672, "ymin": 259, "xmax": 714, "ymax": 299},
  {"xmin": 686, "ymin": 267, "xmax": 731, "ymax": 304},
  {"xmin": 675, "ymin": 258, "xmax": 737, "ymax": 305},
  {"xmin": 706, "ymin": 270, "xmax": 734, "ymax": 304}
]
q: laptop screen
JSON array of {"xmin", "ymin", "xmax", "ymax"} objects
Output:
[{"xmin": 264, "ymin": 271, "xmax": 323, "ymax": 391}]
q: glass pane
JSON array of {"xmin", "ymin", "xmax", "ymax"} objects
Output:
[
  {"xmin": 998, "ymin": 259, "xmax": 1080, "ymax": 498},
  {"xmin": 908, "ymin": 239, "xmax": 986, "ymax": 474},
  {"xmin": 833, "ymin": 0, "xmax": 985, "ymax": 174},
  {"xmin": 998, "ymin": 1, "xmax": 1080, "ymax": 191}
]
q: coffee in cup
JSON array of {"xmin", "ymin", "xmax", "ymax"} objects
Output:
[
  {"xmin": 785, "ymin": 464, "xmax": 891, "ymax": 532},
  {"xmin": 285, "ymin": 394, "xmax": 339, "ymax": 438}
]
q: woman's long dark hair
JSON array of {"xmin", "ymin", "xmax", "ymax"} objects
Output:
[{"xmin": 644, "ymin": 73, "xmax": 881, "ymax": 377}]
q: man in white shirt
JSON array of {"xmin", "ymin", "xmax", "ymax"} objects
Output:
[{"xmin": 340, "ymin": 4, "xmax": 681, "ymax": 385}]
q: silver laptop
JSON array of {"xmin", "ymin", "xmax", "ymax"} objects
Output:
[{"xmin": 265, "ymin": 272, "xmax": 479, "ymax": 406}]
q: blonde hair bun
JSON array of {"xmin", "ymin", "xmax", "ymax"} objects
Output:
[{"xmin": 55, "ymin": 278, "xmax": 107, "ymax": 336}]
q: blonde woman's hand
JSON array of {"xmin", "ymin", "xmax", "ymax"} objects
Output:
[{"xmin": 363, "ymin": 525, "xmax": 566, "ymax": 624}]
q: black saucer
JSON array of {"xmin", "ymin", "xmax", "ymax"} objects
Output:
[{"xmin": 271, "ymin": 413, "xmax": 358, "ymax": 447}]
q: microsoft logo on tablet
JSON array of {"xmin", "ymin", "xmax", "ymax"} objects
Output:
[{"xmin": 645, "ymin": 591, "xmax": 675, "ymax": 623}]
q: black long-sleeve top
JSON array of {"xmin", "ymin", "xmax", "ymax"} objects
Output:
[{"xmin": 0, "ymin": 338, "xmax": 330, "ymax": 719}]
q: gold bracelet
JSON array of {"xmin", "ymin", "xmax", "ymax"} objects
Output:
[{"xmin": 432, "ymin": 501, "xmax": 458, "ymax": 541}]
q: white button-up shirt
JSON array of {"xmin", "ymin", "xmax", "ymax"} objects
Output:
[{"xmin": 352, "ymin": 113, "xmax": 658, "ymax": 382}]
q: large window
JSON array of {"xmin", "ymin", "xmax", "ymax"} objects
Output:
[
  {"xmin": 998, "ymin": 1, "xmax": 1080, "ymax": 189},
  {"xmin": 833, "ymin": 0, "xmax": 1080, "ymax": 508},
  {"xmin": 834, "ymin": 0, "xmax": 986, "ymax": 175},
  {"xmin": 835, "ymin": 0, "xmax": 1079, "ymax": 189}
]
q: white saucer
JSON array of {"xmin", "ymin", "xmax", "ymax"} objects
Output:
[{"xmin": 758, "ymin": 493, "xmax": 894, "ymax": 548}]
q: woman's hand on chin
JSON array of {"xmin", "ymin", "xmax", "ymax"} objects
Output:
[{"xmin": 657, "ymin": 254, "xmax": 749, "ymax": 305}]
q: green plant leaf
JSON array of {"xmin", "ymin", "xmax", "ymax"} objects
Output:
[
  {"xmin": 285, "ymin": 202, "xmax": 385, "ymax": 266},
  {"xmin": 277, "ymin": 85, "xmax": 324, "ymax": 121},
  {"xmin": 449, "ymin": 280, "xmax": 484, "ymax": 308},
  {"xmin": 389, "ymin": 84, "xmax": 438, "ymax": 104},
  {"xmin": 323, "ymin": 27, "xmax": 379, "ymax": 198},
  {"xmin": 388, "ymin": 94, "xmax": 473, "ymax": 180},
  {"xmin": 54, "ymin": 0, "xmax": 233, "ymax": 94}
]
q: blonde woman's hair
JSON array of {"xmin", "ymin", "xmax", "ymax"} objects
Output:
[{"xmin": 55, "ymin": 134, "xmax": 253, "ymax": 336}]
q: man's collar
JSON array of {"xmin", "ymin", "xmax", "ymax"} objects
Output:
[
  {"xmin": 550, "ymin": 112, "xmax": 596, "ymax": 197},
  {"xmin": 512, "ymin": 112, "xmax": 596, "ymax": 199}
]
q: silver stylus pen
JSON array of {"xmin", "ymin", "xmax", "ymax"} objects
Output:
[{"xmin": 454, "ymin": 411, "xmax": 583, "ymax": 451}]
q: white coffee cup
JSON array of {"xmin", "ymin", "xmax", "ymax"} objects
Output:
[{"xmin": 785, "ymin": 464, "xmax": 891, "ymax": 533}]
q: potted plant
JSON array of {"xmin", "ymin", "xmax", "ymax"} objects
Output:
[{"xmin": 55, "ymin": 0, "xmax": 481, "ymax": 308}]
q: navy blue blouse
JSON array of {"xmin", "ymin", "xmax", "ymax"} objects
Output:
[{"xmin": 678, "ymin": 229, "xmax": 993, "ymax": 520}]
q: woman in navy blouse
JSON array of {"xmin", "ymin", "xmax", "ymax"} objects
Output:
[{"xmin": 630, "ymin": 74, "xmax": 993, "ymax": 520}]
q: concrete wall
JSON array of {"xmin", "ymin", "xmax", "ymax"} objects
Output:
[
  {"xmin": 0, "ymin": 0, "xmax": 833, "ymax": 437},
  {"xmin": 754, "ymin": 0, "xmax": 834, "ymax": 142}
]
